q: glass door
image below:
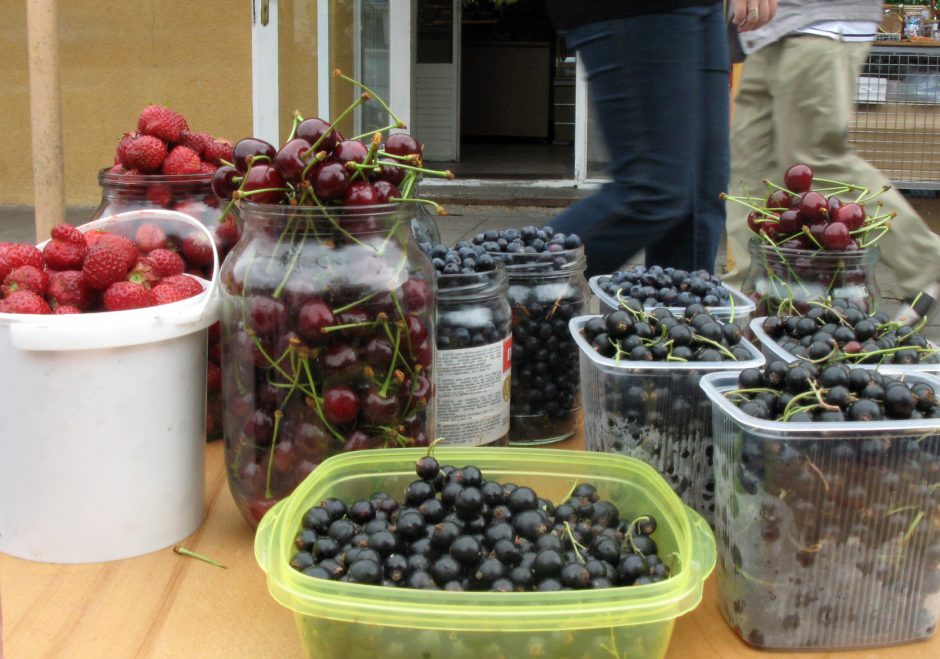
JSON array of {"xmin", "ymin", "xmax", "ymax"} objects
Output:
[
  {"xmin": 412, "ymin": 0, "xmax": 460, "ymax": 161},
  {"xmin": 250, "ymin": 0, "xmax": 413, "ymax": 146}
]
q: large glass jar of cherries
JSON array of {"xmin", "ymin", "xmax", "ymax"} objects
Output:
[
  {"xmin": 214, "ymin": 75, "xmax": 452, "ymax": 526},
  {"xmin": 220, "ymin": 202, "xmax": 436, "ymax": 526}
]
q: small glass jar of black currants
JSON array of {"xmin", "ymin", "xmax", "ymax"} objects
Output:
[
  {"xmin": 472, "ymin": 227, "xmax": 588, "ymax": 445},
  {"xmin": 435, "ymin": 266, "xmax": 512, "ymax": 446}
]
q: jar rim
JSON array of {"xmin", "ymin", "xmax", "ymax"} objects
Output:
[
  {"xmin": 748, "ymin": 238, "xmax": 880, "ymax": 261},
  {"xmin": 487, "ymin": 246, "xmax": 586, "ymax": 274},
  {"xmin": 436, "ymin": 265, "xmax": 509, "ymax": 300},
  {"xmin": 98, "ymin": 167, "xmax": 213, "ymax": 185}
]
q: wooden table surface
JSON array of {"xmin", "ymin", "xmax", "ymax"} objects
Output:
[{"xmin": 2, "ymin": 438, "xmax": 938, "ymax": 659}]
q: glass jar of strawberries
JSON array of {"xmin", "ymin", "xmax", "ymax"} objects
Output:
[{"xmin": 220, "ymin": 201, "xmax": 436, "ymax": 527}]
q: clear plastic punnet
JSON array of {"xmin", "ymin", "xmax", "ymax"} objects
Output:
[
  {"xmin": 570, "ymin": 315, "xmax": 765, "ymax": 526},
  {"xmin": 700, "ymin": 370, "xmax": 940, "ymax": 651}
]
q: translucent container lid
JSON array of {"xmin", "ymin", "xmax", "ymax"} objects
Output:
[
  {"xmin": 254, "ymin": 447, "xmax": 716, "ymax": 632},
  {"xmin": 700, "ymin": 369, "xmax": 940, "ymax": 439},
  {"xmin": 749, "ymin": 316, "xmax": 940, "ymax": 372},
  {"xmin": 589, "ymin": 275, "xmax": 755, "ymax": 324},
  {"xmin": 569, "ymin": 315, "xmax": 766, "ymax": 374}
]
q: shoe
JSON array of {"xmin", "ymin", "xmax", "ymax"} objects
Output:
[{"xmin": 893, "ymin": 282, "xmax": 940, "ymax": 325}]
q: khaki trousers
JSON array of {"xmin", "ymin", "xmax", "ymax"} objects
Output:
[{"xmin": 724, "ymin": 35, "xmax": 940, "ymax": 298}]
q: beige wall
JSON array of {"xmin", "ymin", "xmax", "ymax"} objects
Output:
[
  {"xmin": 1, "ymin": 1, "xmax": 255, "ymax": 207},
  {"xmin": 0, "ymin": 1, "xmax": 369, "ymax": 209}
]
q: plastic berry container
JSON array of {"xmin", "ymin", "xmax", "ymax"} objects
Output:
[
  {"xmin": 700, "ymin": 370, "xmax": 940, "ymax": 650},
  {"xmin": 570, "ymin": 316, "xmax": 765, "ymax": 526},
  {"xmin": 589, "ymin": 274, "xmax": 755, "ymax": 330},
  {"xmin": 435, "ymin": 266, "xmax": 512, "ymax": 446},
  {"xmin": 254, "ymin": 447, "xmax": 716, "ymax": 659},
  {"xmin": 748, "ymin": 316, "xmax": 940, "ymax": 373}
]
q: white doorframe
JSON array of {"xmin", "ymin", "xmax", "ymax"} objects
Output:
[
  {"xmin": 317, "ymin": 0, "xmax": 330, "ymax": 119},
  {"xmin": 389, "ymin": 0, "xmax": 413, "ymax": 134},
  {"xmin": 573, "ymin": 56, "xmax": 588, "ymax": 185},
  {"xmin": 251, "ymin": 0, "xmax": 280, "ymax": 145}
]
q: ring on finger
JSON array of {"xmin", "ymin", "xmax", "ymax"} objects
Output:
[{"xmin": 747, "ymin": 6, "xmax": 759, "ymax": 20}]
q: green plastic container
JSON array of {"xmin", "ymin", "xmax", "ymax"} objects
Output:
[{"xmin": 255, "ymin": 447, "xmax": 716, "ymax": 659}]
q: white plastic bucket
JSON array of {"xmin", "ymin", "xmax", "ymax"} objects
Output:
[{"xmin": 0, "ymin": 210, "xmax": 220, "ymax": 563}]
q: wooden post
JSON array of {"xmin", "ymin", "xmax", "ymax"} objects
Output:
[{"xmin": 26, "ymin": 0, "xmax": 66, "ymax": 241}]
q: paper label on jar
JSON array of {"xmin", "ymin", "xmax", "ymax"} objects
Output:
[{"xmin": 435, "ymin": 337, "xmax": 511, "ymax": 446}]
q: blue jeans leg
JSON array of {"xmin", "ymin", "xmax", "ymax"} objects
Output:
[{"xmin": 550, "ymin": 5, "xmax": 730, "ymax": 277}]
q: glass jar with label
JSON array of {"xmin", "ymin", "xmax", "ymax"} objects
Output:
[
  {"xmin": 496, "ymin": 247, "xmax": 588, "ymax": 444},
  {"xmin": 435, "ymin": 265, "xmax": 512, "ymax": 447}
]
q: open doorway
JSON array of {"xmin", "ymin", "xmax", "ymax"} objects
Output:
[{"xmin": 419, "ymin": 0, "xmax": 574, "ymax": 179}]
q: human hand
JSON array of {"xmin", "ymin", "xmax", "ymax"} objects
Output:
[{"xmin": 731, "ymin": 0, "xmax": 777, "ymax": 32}]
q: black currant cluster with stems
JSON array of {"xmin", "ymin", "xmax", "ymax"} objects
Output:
[
  {"xmin": 597, "ymin": 265, "xmax": 733, "ymax": 310},
  {"xmin": 291, "ymin": 443, "xmax": 670, "ymax": 594},
  {"xmin": 217, "ymin": 72, "xmax": 448, "ymax": 527},
  {"xmin": 758, "ymin": 297, "xmax": 939, "ymax": 366},
  {"xmin": 714, "ymin": 361, "xmax": 940, "ymax": 648}
]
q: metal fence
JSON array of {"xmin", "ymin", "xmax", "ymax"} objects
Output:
[{"xmin": 850, "ymin": 44, "xmax": 940, "ymax": 190}]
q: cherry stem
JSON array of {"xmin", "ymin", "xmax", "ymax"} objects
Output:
[
  {"xmin": 391, "ymin": 196, "xmax": 446, "ymax": 216},
  {"xmin": 426, "ymin": 437, "xmax": 445, "ymax": 457},
  {"xmin": 333, "ymin": 68, "xmax": 405, "ymax": 128},
  {"xmin": 300, "ymin": 358, "xmax": 346, "ymax": 442},
  {"xmin": 264, "ymin": 410, "xmax": 284, "ymax": 499},
  {"xmin": 304, "ymin": 92, "xmax": 369, "ymax": 158},
  {"xmin": 800, "ymin": 225, "xmax": 824, "ymax": 250},
  {"xmin": 286, "ymin": 110, "xmax": 304, "ymax": 142},
  {"xmin": 379, "ymin": 323, "xmax": 403, "ymax": 398},
  {"xmin": 720, "ymin": 192, "xmax": 779, "ymax": 219},
  {"xmin": 350, "ymin": 124, "xmax": 400, "ymax": 142},
  {"xmin": 173, "ymin": 546, "xmax": 227, "ymax": 569}
]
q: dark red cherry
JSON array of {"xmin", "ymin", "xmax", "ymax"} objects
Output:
[
  {"xmin": 233, "ymin": 138, "xmax": 277, "ymax": 174},
  {"xmin": 360, "ymin": 389, "xmax": 400, "ymax": 424},
  {"xmin": 322, "ymin": 386, "xmax": 360, "ymax": 425},
  {"xmin": 322, "ymin": 343, "xmax": 359, "ymax": 375},
  {"xmin": 405, "ymin": 314, "xmax": 428, "ymax": 344},
  {"xmin": 375, "ymin": 158, "xmax": 405, "ymax": 185},
  {"xmin": 344, "ymin": 180, "xmax": 379, "ymax": 206},
  {"xmin": 822, "ymin": 221, "xmax": 852, "ymax": 250},
  {"xmin": 297, "ymin": 298, "xmax": 336, "ymax": 344},
  {"xmin": 295, "ymin": 118, "xmax": 341, "ymax": 152},
  {"xmin": 331, "ymin": 140, "xmax": 369, "ymax": 165},
  {"xmin": 309, "ymin": 162, "xmax": 349, "ymax": 200},
  {"xmin": 412, "ymin": 338, "xmax": 433, "ymax": 368},
  {"xmin": 343, "ymin": 429, "xmax": 379, "ymax": 452},
  {"xmin": 372, "ymin": 180, "xmax": 400, "ymax": 204},
  {"xmin": 400, "ymin": 278, "xmax": 431, "ymax": 313},
  {"xmin": 247, "ymin": 295, "xmax": 288, "ymax": 335},
  {"xmin": 798, "ymin": 190, "xmax": 828, "ymax": 223},
  {"xmin": 211, "ymin": 165, "xmax": 240, "ymax": 199},
  {"xmin": 765, "ymin": 189, "xmax": 791, "ymax": 210},
  {"xmin": 273, "ymin": 138, "xmax": 313, "ymax": 182},
  {"xmin": 832, "ymin": 202, "xmax": 866, "ymax": 231},
  {"xmin": 777, "ymin": 209, "xmax": 802, "ymax": 234},
  {"xmin": 241, "ymin": 164, "xmax": 287, "ymax": 204},
  {"xmin": 402, "ymin": 374, "xmax": 432, "ymax": 408},
  {"xmin": 363, "ymin": 335, "xmax": 395, "ymax": 370},
  {"xmin": 385, "ymin": 133, "xmax": 423, "ymax": 159},
  {"xmin": 783, "ymin": 163, "xmax": 814, "ymax": 194},
  {"xmin": 827, "ymin": 195, "xmax": 843, "ymax": 216}
]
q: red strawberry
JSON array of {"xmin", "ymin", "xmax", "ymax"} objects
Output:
[
  {"xmin": 200, "ymin": 161, "xmax": 218, "ymax": 175},
  {"xmin": 179, "ymin": 130, "xmax": 212, "ymax": 156},
  {"xmin": 208, "ymin": 321, "xmax": 221, "ymax": 343},
  {"xmin": 147, "ymin": 248, "xmax": 186, "ymax": 277},
  {"xmin": 0, "ymin": 290, "xmax": 51, "ymax": 314},
  {"xmin": 181, "ymin": 231, "xmax": 214, "ymax": 267},
  {"xmin": 0, "ymin": 243, "xmax": 44, "ymax": 281},
  {"xmin": 83, "ymin": 229, "xmax": 110, "ymax": 249},
  {"xmin": 206, "ymin": 361, "xmax": 222, "ymax": 391},
  {"xmin": 134, "ymin": 222, "xmax": 167, "ymax": 253},
  {"xmin": 146, "ymin": 183, "xmax": 173, "ymax": 207},
  {"xmin": 3, "ymin": 265, "xmax": 49, "ymax": 296},
  {"xmin": 47, "ymin": 270, "xmax": 94, "ymax": 310},
  {"xmin": 158, "ymin": 274, "xmax": 204, "ymax": 298},
  {"xmin": 203, "ymin": 139, "xmax": 233, "ymax": 165},
  {"xmin": 103, "ymin": 280, "xmax": 156, "ymax": 311},
  {"xmin": 115, "ymin": 131, "xmax": 139, "ymax": 165},
  {"xmin": 124, "ymin": 134, "xmax": 168, "ymax": 173},
  {"xmin": 127, "ymin": 258, "xmax": 161, "ymax": 286},
  {"xmin": 162, "ymin": 146, "xmax": 202, "ymax": 176},
  {"xmin": 43, "ymin": 224, "xmax": 88, "ymax": 271},
  {"xmin": 53, "ymin": 305, "xmax": 82, "ymax": 315},
  {"xmin": 82, "ymin": 234, "xmax": 138, "ymax": 290},
  {"xmin": 137, "ymin": 105, "xmax": 189, "ymax": 143}
]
